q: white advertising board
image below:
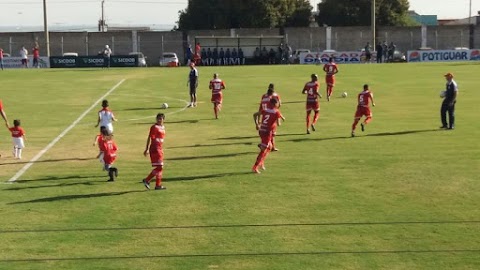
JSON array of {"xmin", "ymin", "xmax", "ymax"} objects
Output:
[{"xmin": 1, "ymin": 56, "xmax": 50, "ymax": 68}]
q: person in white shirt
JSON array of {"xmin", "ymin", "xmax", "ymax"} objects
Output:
[
  {"xmin": 95, "ymin": 99, "xmax": 117, "ymax": 133},
  {"xmin": 20, "ymin": 46, "xmax": 28, "ymax": 68}
]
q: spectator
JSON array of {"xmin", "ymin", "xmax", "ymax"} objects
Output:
[
  {"xmin": 225, "ymin": 48, "xmax": 231, "ymax": 65},
  {"xmin": 388, "ymin": 42, "xmax": 396, "ymax": 62},
  {"xmin": 219, "ymin": 48, "xmax": 225, "ymax": 65},
  {"xmin": 382, "ymin": 41, "xmax": 388, "ymax": 61},
  {"xmin": 238, "ymin": 48, "xmax": 245, "ymax": 65},
  {"xmin": 212, "ymin": 48, "xmax": 219, "ymax": 66},
  {"xmin": 364, "ymin": 42, "xmax": 371, "ymax": 63},
  {"xmin": 0, "ymin": 48, "xmax": 4, "ymax": 70},
  {"xmin": 376, "ymin": 42, "xmax": 383, "ymax": 63},
  {"xmin": 254, "ymin": 47, "xmax": 261, "ymax": 64},
  {"xmin": 261, "ymin": 47, "xmax": 268, "ymax": 64},
  {"xmin": 20, "ymin": 46, "xmax": 28, "ymax": 68},
  {"xmin": 185, "ymin": 44, "xmax": 193, "ymax": 66},
  {"xmin": 207, "ymin": 48, "xmax": 213, "ymax": 66},
  {"xmin": 268, "ymin": 48, "xmax": 276, "ymax": 64},
  {"xmin": 194, "ymin": 42, "xmax": 201, "ymax": 65},
  {"xmin": 201, "ymin": 48, "xmax": 208, "ymax": 66},
  {"xmin": 278, "ymin": 43, "xmax": 284, "ymax": 64},
  {"xmin": 231, "ymin": 48, "xmax": 238, "ymax": 65},
  {"xmin": 103, "ymin": 45, "xmax": 112, "ymax": 68},
  {"xmin": 284, "ymin": 44, "xmax": 292, "ymax": 64},
  {"xmin": 32, "ymin": 43, "xmax": 40, "ymax": 68}
]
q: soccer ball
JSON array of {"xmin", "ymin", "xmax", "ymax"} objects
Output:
[
  {"xmin": 161, "ymin": 103, "xmax": 169, "ymax": 109},
  {"xmin": 440, "ymin": 90, "xmax": 446, "ymax": 98},
  {"xmin": 342, "ymin": 92, "xmax": 348, "ymax": 98}
]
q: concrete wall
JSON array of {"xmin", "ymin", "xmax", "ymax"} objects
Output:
[{"xmin": 1, "ymin": 25, "xmax": 479, "ymax": 65}]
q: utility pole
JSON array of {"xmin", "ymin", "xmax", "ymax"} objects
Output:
[
  {"xmin": 43, "ymin": 0, "xmax": 50, "ymax": 56},
  {"xmin": 371, "ymin": 0, "xmax": 375, "ymax": 47},
  {"xmin": 100, "ymin": 0, "xmax": 106, "ymax": 32},
  {"xmin": 469, "ymin": 0, "xmax": 472, "ymax": 25}
]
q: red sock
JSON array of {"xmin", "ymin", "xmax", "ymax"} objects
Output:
[
  {"xmin": 155, "ymin": 166, "xmax": 163, "ymax": 187},
  {"xmin": 313, "ymin": 111, "xmax": 319, "ymax": 125},
  {"xmin": 306, "ymin": 112, "xmax": 311, "ymax": 128},
  {"xmin": 364, "ymin": 116, "xmax": 372, "ymax": 125},
  {"xmin": 214, "ymin": 106, "xmax": 218, "ymax": 118},
  {"xmin": 145, "ymin": 169, "xmax": 157, "ymax": 182},
  {"xmin": 254, "ymin": 149, "xmax": 268, "ymax": 167},
  {"xmin": 352, "ymin": 119, "xmax": 360, "ymax": 131}
]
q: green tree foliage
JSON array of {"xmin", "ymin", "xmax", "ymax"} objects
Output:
[
  {"xmin": 177, "ymin": 0, "xmax": 313, "ymax": 30},
  {"xmin": 316, "ymin": 0, "xmax": 411, "ymax": 26}
]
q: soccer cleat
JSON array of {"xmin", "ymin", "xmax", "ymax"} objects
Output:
[
  {"xmin": 311, "ymin": 124, "xmax": 316, "ymax": 132},
  {"xmin": 361, "ymin": 123, "xmax": 365, "ymax": 132},
  {"xmin": 351, "ymin": 132, "xmax": 355, "ymax": 137},
  {"xmin": 142, "ymin": 179, "xmax": 151, "ymax": 190},
  {"xmin": 155, "ymin": 186, "xmax": 167, "ymax": 190},
  {"xmin": 306, "ymin": 129, "xmax": 310, "ymax": 134},
  {"xmin": 187, "ymin": 103, "xmax": 193, "ymax": 108},
  {"xmin": 114, "ymin": 168, "xmax": 118, "ymax": 177},
  {"xmin": 260, "ymin": 164, "xmax": 266, "ymax": 171},
  {"xmin": 252, "ymin": 167, "xmax": 261, "ymax": 174},
  {"xmin": 327, "ymin": 96, "xmax": 330, "ymax": 102},
  {"xmin": 272, "ymin": 148, "xmax": 279, "ymax": 152},
  {"xmin": 439, "ymin": 126, "xmax": 448, "ymax": 129}
]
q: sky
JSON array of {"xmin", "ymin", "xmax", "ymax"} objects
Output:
[{"xmin": 0, "ymin": 0, "xmax": 479, "ymax": 30}]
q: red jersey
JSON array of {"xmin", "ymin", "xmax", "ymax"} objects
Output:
[
  {"xmin": 33, "ymin": 48, "xmax": 40, "ymax": 58},
  {"xmin": 323, "ymin": 62, "xmax": 338, "ymax": 76},
  {"xmin": 357, "ymin": 90, "xmax": 373, "ymax": 107},
  {"xmin": 259, "ymin": 108, "xmax": 283, "ymax": 134},
  {"xmin": 259, "ymin": 93, "xmax": 281, "ymax": 112},
  {"xmin": 0, "ymin": 99, "xmax": 3, "ymax": 110},
  {"xmin": 103, "ymin": 140, "xmax": 118, "ymax": 156},
  {"xmin": 149, "ymin": 124, "xmax": 165, "ymax": 150},
  {"xmin": 303, "ymin": 81, "xmax": 320, "ymax": 104},
  {"xmin": 209, "ymin": 78, "xmax": 225, "ymax": 94},
  {"xmin": 9, "ymin": 127, "xmax": 25, "ymax": 138},
  {"xmin": 0, "ymin": 49, "xmax": 3, "ymax": 59}
]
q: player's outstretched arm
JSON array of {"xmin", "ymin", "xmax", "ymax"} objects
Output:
[
  {"xmin": 1, "ymin": 109, "xmax": 8, "ymax": 124},
  {"xmin": 143, "ymin": 136, "xmax": 151, "ymax": 157},
  {"xmin": 371, "ymin": 96, "xmax": 375, "ymax": 107},
  {"xmin": 95, "ymin": 115, "xmax": 101, "ymax": 127}
]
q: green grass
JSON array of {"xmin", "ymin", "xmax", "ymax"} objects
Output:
[{"xmin": 0, "ymin": 63, "xmax": 479, "ymax": 269}]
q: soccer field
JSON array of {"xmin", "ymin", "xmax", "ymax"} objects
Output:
[{"xmin": 0, "ymin": 63, "xmax": 479, "ymax": 269}]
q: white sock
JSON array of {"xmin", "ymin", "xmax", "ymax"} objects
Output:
[{"xmin": 18, "ymin": 148, "xmax": 22, "ymax": 159}]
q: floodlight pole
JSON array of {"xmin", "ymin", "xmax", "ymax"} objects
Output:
[
  {"xmin": 371, "ymin": 0, "xmax": 375, "ymax": 47},
  {"xmin": 469, "ymin": 0, "xmax": 473, "ymax": 25},
  {"xmin": 101, "ymin": 0, "xmax": 106, "ymax": 32},
  {"xmin": 43, "ymin": 0, "xmax": 50, "ymax": 56}
]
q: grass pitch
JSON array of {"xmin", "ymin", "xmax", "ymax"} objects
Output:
[{"xmin": 0, "ymin": 63, "xmax": 479, "ymax": 269}]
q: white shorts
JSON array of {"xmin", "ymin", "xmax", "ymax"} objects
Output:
[
  {"xmin": 13, "ymin": 137, "xmax": 25, "ymax": 149},
  {"xmin": 103, "ymin": 123, "xmax": 113, "ymax": 134}
]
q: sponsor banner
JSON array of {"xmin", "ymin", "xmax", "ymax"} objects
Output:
[
  {"xmin": 299, "ymin": 51, "xmax": 377, "ymax": 64},
  {"xmin": 1, "ymin": 56, "xmax": 50, "ymax": 68},
  {"xmin": 407, "ymin": 49, "xmax": 480, "ymax": 62},
  {"xmin": 49, "ymin": 55, "xmax": 139, "ymax": 68}
]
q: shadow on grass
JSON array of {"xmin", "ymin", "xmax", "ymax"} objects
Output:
[
  {"xmin": 165, "ymin": 171, "xmax": 252, "ymax": 182},
  {"xmin": 168, "ymin": 142, "xmax": 254, "ymax": 149},
  {"xmin": 5, "ymin": 180, "xmax": 105, "ymax": 191},
  {"xmin": 9, "ymin": 190, "xmax": 145, "ymax": 204},
  {"xmin": 290, "ymin": 129, "xmax": 441, "ymax": 142},
  {"xmin": 133, "ymin": 119, "xmax": 200, "ymax": 125},
  {"xmin": 168, "ymin": 152, "xmax": 255, "ymax": 161},
  {"xmin": 119, "ymin": 107, "xmax": 166, "ymax": 111},
  {"xmin": 0, "ymin": 157, "xmax": 95, "ymax": 167},
  {"xmin": 216, "ymin": 133, "xmax": 305, "ymax": 141},
  {"xmin": 14, "ymin": 175, "xmax": 104, "ymax": 183}
]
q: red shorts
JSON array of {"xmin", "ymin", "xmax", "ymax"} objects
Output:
[
  {"xmin": 259, "ymin": 131, "xmax": 272, "ymax": 148},
  {"xmin": 103, "ymin": 154, "xmax": 116, "ymax": 165},
  {"xmin": 325, "ymin": 75, "xmax": 335, "ymax": 86},
  {"xmin": 149, "ymin": 148, "xmax": 164, "ymax": 166},
  {"xmin": 306, "ymin": 102, "xmax": 319, "ymax": 112},
  {"xmin": 211, "ymin": 93, "xmax": 223, "ymax": 104},
  {"xmin": 355, "ymin": 106, "xmax": 372, "ymax": 118}
]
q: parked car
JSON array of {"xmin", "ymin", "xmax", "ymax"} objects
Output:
[
  {"xmin": 387, "ymin": 50, "xmax": 406, "ymax": 63},
  {"xmin": 159, "ymin": 52, "xmax": 179, "ymax": 67},
  {"xmin": 292, "ymin": 49, "xmax": 310, "ymax": 64},
  {"xmin": 62, "ymin": 52, "xmax": 78, "ymax": 57},
  {"xmin": 452, "ymin": 47, "xmax": 469, "ymax": 50},
  {"xmin": 129, "ymin": 52, "xmax": 147, "ymax": 67},
  {"xmin": 2, "ymin": 53, "xmax": 11, "ymax": 57}
]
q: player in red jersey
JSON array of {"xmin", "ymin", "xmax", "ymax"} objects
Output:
[
  {"xmin": 99, "ymin": 129, "xmax": 118, "ymax": 182},
  {"xmin": 302, "ymin": 74, "xmax": 321, "ymax": 134},
  {"xmin": 253, "ymin": 83, "xmax": 281, "ymax": 150},
  {"xmin": 93, "ymin": 126, "xmax": 108, "ymax": 168},
  {"xmin": 0, "ymin": 99, "xmax": 8, "ymax": 158},
  {"xmin": 6, "ymin": 119, "xmax": 26, "ymax": 159},
  {"xmin": 252, "ymin": 98, "xmax": 285, "ymax": 173},
  {"xmin": 209, "ymin": 73, "xmax": 226, "ymax": 119},
  {"xmin": 323, "ymin": 57, "xmax": 339, "ymax": 101},
  {"xmin": 351, "ymin": 84, "xmax": 375, "ymax": 137},
  {"xmin": 142, "ymin": 113, "xmax": 167, "ymax": 190}
]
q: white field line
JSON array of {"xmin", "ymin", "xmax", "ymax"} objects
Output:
[{"xmin": 6, "ymin": 79, "xmax": 126, "ymax": 183}]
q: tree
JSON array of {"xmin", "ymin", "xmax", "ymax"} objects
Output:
[
  {"xmin": 316, "ymin": 0, "xmax": 411, "ymax": 27},
  {"xmin": 177, "ymin": 0, "xmax": 313, "ymax": 30}
]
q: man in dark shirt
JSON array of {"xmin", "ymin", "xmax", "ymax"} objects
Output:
[
  {"xmin": 440, "ymin": 73, "xmax": 458, "ymax": 130},
  {"xmin": 187, "ymin": 63, "xmax": 199, "ymax": 107}
]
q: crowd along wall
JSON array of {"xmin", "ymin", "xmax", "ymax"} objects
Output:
[{"xmin": 1, "ymin": 25, "xmax": 479, "ymax": 66}]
